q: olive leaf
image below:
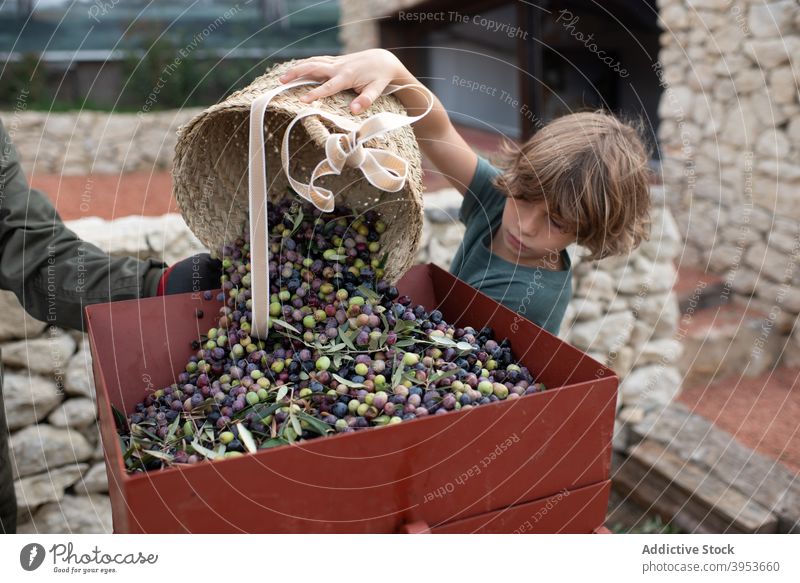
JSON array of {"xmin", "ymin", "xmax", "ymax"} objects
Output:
[
  {"xmin": 427, "ymin": 369, "xmax": 458, "ymax": 383},
  {"xmin": 332, "ymin": 373, "xmax": 366, "ymax": 388},
  {"xmin": 165, "ymin": 414, "xmax": 181, "ymax": 442},
  {"xmin": 290, "ymin": 413, "xmax": 303, "ymax": 436},
  {"xmin": 422, "ymin": 335, "xmax": 473, "ymax": 355},
  {"xmin": 190, "ymin": 440, "xmax": 221, "ymax": 460},
  {"xmin": 356, "ymin": 285, "xmax": 380, "ymax": 302},
  {"xmin": 142, "ymin": 450, "xmax": 175, "ymax": 462},
  {"xmin": 427, "ymin": 335, "xmax": 457, "ymax": 347},
  {"xmin": 120, "ymin": 437, "xmax": 136, "ymax": 461},
  {"xmin": 111, "ymin": 405, "xmax": 129, "ymax": 432},
  {"xmin": 236, "ymin": 423, "xmax": 258, "ymax": 453},
  {"xmin": 271, "ymin": 318, "xmax": 301, "ymax": 334},
  {"xmin": 276, "ymin": 385, "xmax": 289, "ymax": 402},
  {"xmin": 296, "ymin": 411, "xmax": 333, "ymax": 436},
  {"xmin": 338, "ymin": 327, "xmax": 357, "ymax": 351},
  {"xmin": 251, "ymin": 401, "xmax": 282, "ymax": 420},
  {"xmin": 322, "ymin": 342, "xmax": 347, "ymax": 353},
  {"xmin": 289, "ymin": 206, "xmax": 304, "ymax": 236},
  {"xmin": 391, "ymin": 360, "xmax": 405, "ymax": 389},
  {"xmin": 393, "ymin": 319, "xmax": 417, "ymax": 334},
  {"xmin": 259, "ymin": 438, "xmax": 288, "ymax": 449},
  {"xmin": 131, "ymin": 425, "xmax": 159, "ymax": 441}
]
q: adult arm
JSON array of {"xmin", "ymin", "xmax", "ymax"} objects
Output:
[{"xmin": 0, "ymin": 118, "xmax": 166, "ymax": 331}]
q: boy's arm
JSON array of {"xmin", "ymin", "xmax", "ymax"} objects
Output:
[
  {"xmin": 278, "ymin": 49, "xmax": 478, "ymax": 196},
  {"xmin": 390, "ymin": 68, "xmax": 477, "ymax": 197}
]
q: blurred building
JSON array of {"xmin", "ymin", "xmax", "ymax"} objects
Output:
[
  {"xmin": 339, "ymin": 0, "xmax": 661, "ymax": 145},
  {"xmin": 0, "ymin": 0, "xmax": 341, "ymax": 107}
]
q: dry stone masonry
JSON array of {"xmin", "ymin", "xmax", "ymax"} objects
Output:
[
  {"xmin": 657, "ymin": 0, "xmax": 800, "ymax": 360},
  {"xmin": 2, "ymin": 109, "xmax": 202, "ymax": 175}
]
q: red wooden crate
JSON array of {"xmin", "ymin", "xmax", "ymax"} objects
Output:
[
  {"xmin": 86, "ymin": 264, "xmax": 617, "ymax": 533},
  {"xmin": 402, "ymin": 480, "xmax": 611, "ymax": 534}
]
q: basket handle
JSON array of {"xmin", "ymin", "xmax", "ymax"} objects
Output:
[{"xmin": 248, "ymin": 78, "xmax": 434, "ymax": 338}]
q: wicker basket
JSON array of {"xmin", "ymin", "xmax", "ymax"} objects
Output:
[{"xmin": 172, "ymin": 59, "xmax": 427, "ymax": 285}]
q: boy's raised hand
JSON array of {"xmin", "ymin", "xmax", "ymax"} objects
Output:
[
  {"xmin": 279, "ymin": 49, "xmax": 404, "ymax": 114},
  {"xmin": 279, "ymin": 50, "xmax": 478, "ymax": 197}
]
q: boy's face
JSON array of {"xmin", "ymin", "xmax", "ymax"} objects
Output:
[{"xmin": 500, "ymin": 197, "xmax": 576, "ymax": 260}]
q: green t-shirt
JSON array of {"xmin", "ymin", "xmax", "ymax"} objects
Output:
[{"xmin": 448, "ymin": 155, "xmax": 573, "ymax": 336}]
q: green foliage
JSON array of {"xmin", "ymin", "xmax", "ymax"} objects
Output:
[
  {"xmin": 0, "ymin": 42, "xmax": 273, "ymax": 112},
  {"xmin": 118, "ymin": 31, "xmax": 270, "ymax": 111},
  {"xmin": 0, "ymin": 53, "xmax": 48, "ymax": 108},
  {"xmin": 609, "ymin": 515, "xmax": 683, "ymax": 534}
]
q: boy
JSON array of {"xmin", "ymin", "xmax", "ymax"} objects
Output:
[{"xmin": 278, "ymin": 49, "xmax": 651, "ymax": 335}]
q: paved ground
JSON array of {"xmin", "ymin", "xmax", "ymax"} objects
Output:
[
  {"xmin": 674, "ymin": 266, "xmax": 800, "ymax": 475},
  {"xmin": 31, "ymin": 171, "xmax": 179, "ymax": 221},
  {"xmin": 677, "ymin": 364, "xmax": 800, "ymax": 475},
  {"xmin": 30, "ymin": 124, "xmax": 507, "ymax": 221},
  {"xmin": 31, "ymin": 167, "xmax": 457, "ymax": 221}
]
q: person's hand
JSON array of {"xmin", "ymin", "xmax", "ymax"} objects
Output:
[
  {"xmin": 278, "ymin": 49, "xmax": 408, "ymax": 114},
  {"xmin": 156, "ymin": 253, "xmax": 222, "ymax": 296}
]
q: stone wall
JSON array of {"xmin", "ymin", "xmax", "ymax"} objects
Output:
[
  {"xmin": 657, "ymin": 0, "xmax": 800, "ymax": 354},
  {"xmin": 4, "ymin": 191, "xmax": 681, "ymax": 532},
  {"xmin": 339, "ymin": 0, "xmax": 409, "ymax": 53},
  {"xmin": 1, "ymin": 109, "xmax": 202, "ymax": 175}
]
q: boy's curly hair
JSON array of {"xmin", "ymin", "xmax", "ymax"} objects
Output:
[{"xmin": 492, "ymin": 111, "xmax": 652, "ymax": 261}]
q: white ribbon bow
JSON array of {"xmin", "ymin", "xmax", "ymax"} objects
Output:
[{"xmin": 248, "ymin": 78, "xmax": 434, "ymax": 338}]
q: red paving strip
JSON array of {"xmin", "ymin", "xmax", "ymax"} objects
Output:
[
  {"xmin": 674, "ymin": 265, "xmax": 724, "ymax": 298},
  {"xmin": 684, "ymin": 300, "xmax": 769, "ymax": 332},
  {"xmin": 29, "ymin": 124, "xmax": 502, "ymax": 219},
  {"xmin": 33, "ymin": 169, "xmax": 455, "ymax": 220},
  {"xmin": 30, "ymin": 172, "xmax": 180, "ymax": 221},
  {"xmin": 677, "ymin": 367, "xmax": 800, "ymax": 475},
  {"xmin": 674, "ymin": 265, "xmax": 799, "ymax": 475}
]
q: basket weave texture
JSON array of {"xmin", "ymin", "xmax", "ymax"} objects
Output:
[{"xmin": 172, "ymin": 59, "xmax": 425, "ymax": 283}]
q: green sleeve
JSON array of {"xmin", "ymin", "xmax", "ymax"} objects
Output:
[
  {"xmin": 458, "ymin": 155, "xmax": 504, "ymax": 226},
  {"xmin": 0, "ymin": 118, "xmax": 166, "ymax": 332}
]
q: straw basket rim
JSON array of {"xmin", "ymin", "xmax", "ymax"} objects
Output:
[{"xmin": 172, "ymin": 59, "xmax": 425, "ymax": 283}]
